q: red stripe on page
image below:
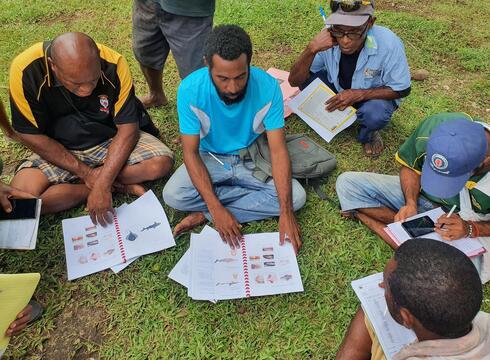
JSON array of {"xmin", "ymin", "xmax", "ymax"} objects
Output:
[
  {"xmin": 113, "ymin": 213, "xmax": 127, "ymax": 263},
  {"xmin": 240, "ymin": 238, "xmax": 251, "ymax": 298}
]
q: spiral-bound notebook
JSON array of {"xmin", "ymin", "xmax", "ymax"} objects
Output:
[
  {"xmin": 62, "ymin": 190, "xmax": 175, "ymax": 280},
  {"xmin": 187, "ymin": 230, "xmax": 303, "ymax": 301}
]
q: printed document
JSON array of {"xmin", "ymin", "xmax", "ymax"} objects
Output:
[{"xmin": 289, "ymin": 78, "xmax": 357, "ymax": 142}]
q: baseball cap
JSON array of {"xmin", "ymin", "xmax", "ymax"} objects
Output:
[
  {"xmin": 421, "ymin": 119, "xmax": 488, "ymax": 199},
  {"xmin": 326, "ymin": 0, "xmax": 375, "ymax": 27}
]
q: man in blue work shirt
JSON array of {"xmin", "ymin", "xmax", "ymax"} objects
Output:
[
  {"xmin": 163, "ymin": 25, "xmax": 306, "ymax": 253},
  {"xmin": 289, "ymin": 0, "xmax": 411, "ymax": 157}
]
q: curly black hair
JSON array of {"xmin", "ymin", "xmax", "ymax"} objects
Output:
[
  {"xmin": 389, "ymin": 239, "xmax": 482, "ymax": 338},
  {"xmin": 204, "ymin": 24, "xmax": 252, "ymax": 67}
]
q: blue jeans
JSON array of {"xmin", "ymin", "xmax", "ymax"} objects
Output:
[
  {"xmin": 335, "ymin": 172, "xmax": 436, "ymax": 213},
  {"xmin": 162, "ymin": 153, "xmax": 306, "ymax": 223},
  {"xmin": 302, "ymin": 71, "xmax": 397, "ymax": 143}
]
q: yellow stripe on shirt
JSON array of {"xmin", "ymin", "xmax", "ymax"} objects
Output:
[
  {"xmin": 395, "ymin": 152, "xmax": 422, "ymax": 175},
  {"xmin": 9, "ymin": 42, "xmax": 45, "ymax": 128}
]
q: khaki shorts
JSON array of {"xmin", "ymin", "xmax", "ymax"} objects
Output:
[{"xmin": 17, "ymin": 131, "xmax": 174, "ymax": 184}]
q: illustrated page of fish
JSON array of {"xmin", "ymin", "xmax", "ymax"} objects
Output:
[
  {"xmin": 209, "ymin": 232, "xmax": 247, "ymax": 300},
  {"xmin": 188, "ymin": 232, "xmax": 220, "ymax": 301},
  {"xmin": 168, "ymin": 225, "xmax": 219, "ymax": 288},
  {"xmin": 244, "ymin": 233, "xmax": 304, "ymax": 297},
  {"xmin": 62, "ymin": 215, "xmax": 122, "ymax": 281},
  {"xmin": 351, "ymin": 273, "xmax": 416, "ymax": 360},
  {"xmin": 116, "ymin": 190, "xmax": 176, "ymax": 259}
]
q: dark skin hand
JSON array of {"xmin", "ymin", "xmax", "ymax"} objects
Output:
[
  {"xmin": 0, "ymin": 182, "xmax": 35, "ymax": 212},
  {"xmin": 288, "ymin": 29, "xmax": 337, "ymax": 87},
  {"xmin": 181, "ymin": 134, "xmax": 243, "ymax": 249},
  {"xmin": 325, "ymin": 87, "xmax": 400, "ymax": 112},
  {"xmin": 5, "ymin": 304, "xmax": 32, "ymax": 337},
  {"xmin": 85, "ymin": 123, "xmax": 139, "ymax": 226},
  {"xmin": 434, "ymin": 214, "xmax": 468, "ymax": 240}
]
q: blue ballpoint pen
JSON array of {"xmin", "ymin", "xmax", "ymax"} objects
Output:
[{"xmin": 319, "ymin": 6, "xmax": 327, "ymax": 25}]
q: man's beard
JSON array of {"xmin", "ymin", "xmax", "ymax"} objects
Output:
[{"xmin": 211, "ymin": 71, "xmax": 249, "ymax": 105}]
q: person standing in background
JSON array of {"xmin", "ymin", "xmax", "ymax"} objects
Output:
[{"xmin": 132, "ymin": 0, "xmax": 215, "ymax": 108}]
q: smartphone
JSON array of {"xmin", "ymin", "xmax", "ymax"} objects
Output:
[
  {"xmin": 401, "ymin": 216, "xmax": 435, "ymax": 238},
  {"xmin": 0, "ymin": 198, "xmax": 37, "ymax": 220}
]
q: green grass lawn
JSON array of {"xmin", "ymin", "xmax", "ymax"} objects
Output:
[{"xmin": 1, "ymin": 0, "xmax": 489, "ymax": 359}]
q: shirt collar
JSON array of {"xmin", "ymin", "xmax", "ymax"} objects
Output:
[{"xmin": 364, "ymin": 28, "xmax": 378, "ymax": 55}]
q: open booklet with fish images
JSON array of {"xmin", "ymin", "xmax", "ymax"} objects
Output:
[
  {"xmin": 173, "ymin": 226, "xmax": 303, "ymax": 302},
  {"xmin": 62, "ymin": 190, "xmax": 175, "ymax": 280}
]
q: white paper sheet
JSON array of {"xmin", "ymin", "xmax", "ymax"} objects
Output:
[
  {"xmin": 115, "ymin": 190, "xmax": 175, "ymax": 259},
  {"xmin": 168, "ymin": 225, "xmax": 218, "ymax": 288},
  {"xmin": 288, "ymin": 78, "xmax": 357, "ymax": 142},
  {"xmin": 62, "ymin": 191, "xmax": 175, "ymax": 280},
  {"xmin": 188, "ymin": 231, "xmax": 303, "ymax": 301},
  {"xmin": 385, "ymin": 208, "xmax": 485, "ymax": 256},
  {"xmin": 0, "ymin": 199, "xmax": 42, "ymax": 250},
  {"xmin": 352, "ymin": 273, "xmax": 417, "ymax": 360}
]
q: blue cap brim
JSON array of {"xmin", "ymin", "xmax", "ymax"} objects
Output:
[{"xmin": 421, "ymin": 160, "xmax": 470, "ymax": 199}]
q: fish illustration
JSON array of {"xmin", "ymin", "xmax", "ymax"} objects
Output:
[
  {"xmin": 214, "ymin": 258, "xmax": 237, "ymax": 263},
  {"xmin": 281, "ymin": 274, "xmax": 293, "ymax": 281},
  {"xmin": 216, "ymin": 281, "xmax": 239, "ymax": 286},
  {"xmin": 141, "ymin": 221, "xmax": 161, "ymax": 231},
  {"xmin": 126, "ymin": 231, "xmax": 138, "ymax": 241}
]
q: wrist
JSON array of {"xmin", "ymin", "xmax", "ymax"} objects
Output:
[
  {"xmin": 405, "ymin": 200, "xmax": 417, "ymax": 209},
  {"xmin": 355, "ymin": 89, "xmax": 368, "ymax": 102},
  {"xmin": 77, "ymin": 164, "xmax": 92, "ymax": 180},
  {"xmin": 307, "ymin": 42, "xmax": 321, "ymax": 55}
]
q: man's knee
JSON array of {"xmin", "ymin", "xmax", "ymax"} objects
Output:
[
  {"xmin": 141, "ymin": 155, "xmax": 174, "ymax": 180},
  {"xmin": 357, "ymin": 100, "xmax": 395, "ymax": 130},
  {"xmin": 162, "ymin": 174, "xmax": 197, "ymax": 211},
  {"xmin": 10, "ymin": 168, "xmax": 50, "ymax": 196},
  {"xmin": 336, "ymin": 172, "xmax": 365, "ymax": 202},
  {"xmin": 292, "ymin": 181, "xmax": 307, "ymax": 211}
]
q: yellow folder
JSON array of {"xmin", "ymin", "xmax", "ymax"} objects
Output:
[{"xmin": 0, "ymin": 273, "xmax": 40, "ymax": 352}]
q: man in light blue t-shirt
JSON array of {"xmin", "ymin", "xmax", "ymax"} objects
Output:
[
  {"xmin": 289, "ymin": 0, "xmax": 411, "ymax": 157},
  {"xmin": 163, "ymin": 25, "xmax": 306, "ymax": 252}
]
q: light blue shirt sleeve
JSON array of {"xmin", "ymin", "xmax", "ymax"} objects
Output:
[
  {"xmin": 381, "ymin": 39, "xmax": 411, "ymax": 92},
  {"xmin": 310, "ymin": 52, "xmax": 327, "ymax": 74},
  {"xmin": 263, "ymin": 80, "xmax": 285, "ymax": 131},
  {"xmin": 177, "ymin": 82, "xmax": 201, "ymax": 135}
]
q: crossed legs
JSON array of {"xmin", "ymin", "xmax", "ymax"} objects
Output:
[
  {"xmin": 11, "ymin": 155, "xmax": 173, "ymax": 214},
  {"xmin": 335, "ymin": 172, "xmax": 435, "ymax": 248}
]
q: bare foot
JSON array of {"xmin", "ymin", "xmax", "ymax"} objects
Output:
[
  {"xmin": 363, "ymin": 131, "xmax": 384, "ymax": 158},
  {"xmin": 114, "ymin": 183, "xmax": 146, "ymax": 197},
  {"xmin": 173, "ymin": 212, "xmax": 207, "ymax": 237},
  {"xmin": 340, "ymin": 210, "xmax": 358, "ymax": 220},
  {"xmin": 138, "ymin": 93, "xmax": 168, "ymax": 109}
]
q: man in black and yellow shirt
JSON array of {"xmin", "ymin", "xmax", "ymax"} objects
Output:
[
  {"xmin": 9, "ymin": 32, "xmax": 174, "ymax": 225},
  {"xmin": 335, "ymin": 112, "xmax": 490, "ymax": 248}
]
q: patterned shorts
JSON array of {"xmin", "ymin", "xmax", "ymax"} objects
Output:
[{"xmin": 17, "ymin": 131, "xmax": 174, "ymax": 184}]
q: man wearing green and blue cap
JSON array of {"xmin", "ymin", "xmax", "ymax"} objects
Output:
[
  {"xmin": 335, "ymin": 112, "xmax": 490, "ymax": 251},
  {"xmin": 289, "ymin": 0, "xmax": 411, "ymax": 157}
]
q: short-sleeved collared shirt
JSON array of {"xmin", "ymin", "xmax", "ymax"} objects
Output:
[
  {"xmin": 177, "ymin": 66, "xmax": 284, "ymax": 155},
  {"xmin": 396, "ymin": 112, "xmax": 490, "ymax": 214},
  {"xmin": 9, "ymin": 41, "xmax": 140, "ymax": 150},
  {"xmin": 310, "ymin": 25, "xmax": 411, "ymax": 106}
]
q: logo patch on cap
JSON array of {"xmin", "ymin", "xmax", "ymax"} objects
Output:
[{"xmin": 430, "ymin": 153, "xmax": 449, "ymax": 174}]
